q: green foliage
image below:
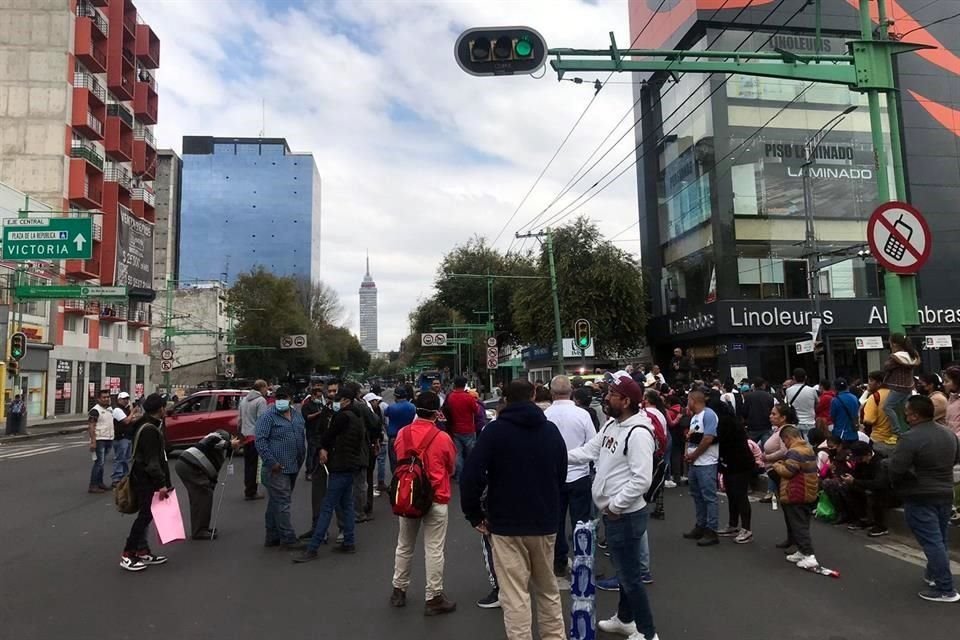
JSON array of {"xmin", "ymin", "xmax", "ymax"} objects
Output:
[{"xmin": 510, "ymin": 217, "xmax": 647, "ymax": 357}]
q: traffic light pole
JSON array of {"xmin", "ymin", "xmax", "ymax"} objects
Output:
[{"xmin": 544, "ymin": 0, "xmax": 925, "ymax": 335}]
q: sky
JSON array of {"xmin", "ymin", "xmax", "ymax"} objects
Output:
[{"xmin": 138, "ymin": 0, "xmax": 641, "ymax": 352}]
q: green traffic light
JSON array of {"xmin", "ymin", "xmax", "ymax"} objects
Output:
[{"xmin": 514, "ymin": 38, "xmax": 533, "ymax": 58}]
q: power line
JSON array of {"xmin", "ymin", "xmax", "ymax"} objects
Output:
[
  {"xmin": 898, "ymin": 10, "xmax": 960, "ymax": 38},
  {"xmin": 534, "ymin": 0, "xmax": 809, "ymax": 232}
]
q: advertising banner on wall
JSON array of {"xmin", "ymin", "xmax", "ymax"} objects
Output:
[{"xmin": 115, "ymin": 207, "xmax": 154, "ymax": 290}]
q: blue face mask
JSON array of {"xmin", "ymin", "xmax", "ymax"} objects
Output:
[
  {"xmin": 275, "ymin": 400, "xmax": 290, "ymax": 412},
  {"xmin": 332, "ymin": 401, "xmax": 342, "ymax": 412}
]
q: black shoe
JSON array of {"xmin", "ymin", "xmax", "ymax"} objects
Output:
[
  {"xmin": 697, "ymin": 530, "xmax": 719, "ymax": 547},
  {"xmin": 775, "ymin": 540, "xmax": 795, "ymax": 549},
  {"xmin": 298, "ymin": 530, "xmax": 315, "ymax": 540},
  {"xmin": 683, "ymin": 526, "xmax": 705, "ymax": 540},
  {"xmin": 390, "ymin": 587, "xmax": 406, "ymax": 608},
  {"xmin": 476, "ymin": 588, "xmax": 500, "ymax": 609},
  {"xmin": 280, "ymin": 540, "xmax": 307, "ymax": 551},
  {"xmin": 650, "ymin": 509, "xmax": 665, "ymax": 520},
  {"xmin": 424, "ymin": 593, "xmax": 457, "ymax": 616},
  {"xmin": 245, "ymin": 494, "xmax": 265, "ymax": 501},
  {"xmin": 868, "ymin": 526, "xmax": 889, "ymax": 537},
  {"xmin": 356, "ymin": 514, "xmax": 374, "ymax": 524},
  {"xmin": 333, "ymin": 544, "xmax": 357, "ymax": 554},
  {"xmin": 847, "ymin": 521, "xmax": 868, "ymax": 531},
  {"xmin": 193, "ymin": 530, "xmax": 218, "ymax": 541},
  {"xmin": 292, "ymin": 550, "xmax": 319, "ymax": 563}
]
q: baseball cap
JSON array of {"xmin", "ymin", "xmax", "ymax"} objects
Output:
[
  {"xmin": 118, "ymin": 392, "xmax": 130, "ymax": 399},
  {"xmin": 608, "ymin": 375, "xmax": 644, "ymax": 405}
]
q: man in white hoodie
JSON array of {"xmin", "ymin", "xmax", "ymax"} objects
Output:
[{"xmin": 568, "ymin": 374, "xmax": 659, "ymax": 640}]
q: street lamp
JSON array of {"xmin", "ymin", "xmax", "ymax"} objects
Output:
[{"xmin": 802, "ymin": 104, "xmax": 858, "ymax": 379}]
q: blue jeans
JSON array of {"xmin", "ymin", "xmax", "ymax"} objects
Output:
[
  {"xmin": 309, "ymin": 471, "xmax": 355, "ymax": 551},
  {"xmin": 904, "ymin": 501, "xmax": 955, "ymax": 595},
  {"xmin": 111, "ymin": 439, "xmax": 132, "ymax": 484},
  {"xmin": 688, "ymin": 463, "xmax": 719, "ymax": 532},
  {"xmin": 604, "ymin": 508, "xmax": 656, "ymax": 639},
  {"xmin": 453, "ymin": 432, "xmax": 476, "ymax": 479},
  {"xmin": 555, "ymin": 475, "xmax": 593, "ymax": 564},
  {"xmin": 376, "ymin": 443, "xmax": 387, "ymax": 485},
  {"xmin": 883, "ymin": 389, "xmax": 910, "ymax": 435},
  {"xmin": 89, "ymin": 439, "xmax": 112, "ymax": 488},
  {"xmin": 263, "ymin": 471, "xmax": 298, "ymax": 545}
]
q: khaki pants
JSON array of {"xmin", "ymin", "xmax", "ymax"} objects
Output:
[
  {"xmin": 391, "ymin": 502, "xmax": 448, "ymax": 600},
  {"xmin": 491, "ymin": 534, "xmax": 565, "ymax": 640}
]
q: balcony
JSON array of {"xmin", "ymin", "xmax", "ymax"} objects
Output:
[
  {"xmin": 71, "ymin": 100, "xmax": 105, "ymax": 140},
  {"xmin": 75, "ymin": 4, "xmax": 108, "ymax": 73},
  {"xmin": 73, "ymin": 72, "xmax": 106, "ymax": 106},
  {"xmin": 66, "ymin": 258, "xmax": 101, "ymax": 281},
  {"xmin": 68, "ymin": 156, "xmax": 104, "ymax": 209},
  {"xmin": 70, "ymin": 143, "xmax": 104, "ymax": 170},
  {"xmin": 107, "ymin": 51, "xmax": 135, "ymax": 101},
  {"xmin": 104, "ymin": 104, "xmax": 133, "ymax": 161},
  {"xmin": 92, "ymin": 218, "xmax": 103, "ymax": 242},
  {"xmin": 127, "ymin": 305, "xmax": 152, "ymax": 327},
  {"xmin": 132, "ymin": 133, "xmax": 156, "ymax": 180},
  {"xmin": 133, "ymin": 70, "xmax": 158, "ymax": 124},
  {"xmin": 100, "ymin": 303, "xmax": 128, "ymax": 323},
  {"xmin": 64, "ymin": 300, "xmax": 87, "ymax": 314},
  {"xmin": 105, "ymin": 164, "xmax": 133, "ymax": 192},
  {"xmin": 135, "ymin": 22, "xmax": 160, "ymax": 69},
  {"xmin": 131, "ymin": 186, "xmax": 155, "ymax": 207},
  {"xmin": 130, "ymin": 186, "xmax": 156, "ymax": 222}
]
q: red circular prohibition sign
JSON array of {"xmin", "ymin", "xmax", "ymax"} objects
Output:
[{"xmin": 866, "ymin": 201, "xmax": 932, "ymax": 274}]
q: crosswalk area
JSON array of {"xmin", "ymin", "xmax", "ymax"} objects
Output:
[{"xmin": 0, "ymin": 435, "xmax": 88, "ymax": 462}]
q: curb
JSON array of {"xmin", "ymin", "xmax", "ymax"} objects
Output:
[{"xmin": 0, "ymin": 424, "xmax": 88, "ymax": 445}]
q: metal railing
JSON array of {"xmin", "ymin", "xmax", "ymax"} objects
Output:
[
  {"xmin": 136, "ymin": 68, "xmax": 157, "ymax": 90},
  {"xmin": 64, "ymin": 300, "xmax": 86, "ymax": 313},
  {"xmin": 133, "ymin": 125, "xmax": 155, "ymax": 147},
  {"xmin": 92, "ymin": 218, "xmax": 103, "ymax": 241},
  {"xmin": 104, "ymin": 165, "xmax": 133, "ymax": 189},
  {"xmin": 84, "ymin": 111, "xmax": 104, "ymax": 136},
  {"xmin": 106, "ymin": 103, "xmax": 133, "ymax": 127},
  {"xmin": 131, "ymin": 187, "xmax": 155, "ymax": 206},
  {"xmin": 74, "ymin": 72, "xmax": 106, "ymax": 102},
  {"xmin": 76, "ymin": 2, "xmax": 108, "ymax": 36},
  {"xmin": 127, "ymin": 306, "xmax": 151, "ymax": 325},
  {"xmin": 70, "ymin": 143, "xmax": 104, "ymax": 169}
]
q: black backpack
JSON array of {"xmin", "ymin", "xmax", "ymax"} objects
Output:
[{"xmin": 623, "ymin": 424, "xmax": 667, "ymax": 505}]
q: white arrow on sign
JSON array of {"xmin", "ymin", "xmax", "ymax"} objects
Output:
[{"xmin": 73, "ymin": 234, "xmax": 86, "ymax": 252}]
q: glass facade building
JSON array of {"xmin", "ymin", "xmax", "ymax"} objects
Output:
[{"xmin": 179, "ymin": 137, "xmax": 321, "ymax": 283}]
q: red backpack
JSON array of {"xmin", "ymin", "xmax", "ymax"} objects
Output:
[{"xmin": 389, "ymin": 428, "xmax": 442, "ymax": 519}]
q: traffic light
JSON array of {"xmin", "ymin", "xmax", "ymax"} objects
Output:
[
  {"xmin": 7, "ymin": 360, "xmax": 18, "ymax": 377},
  {"xmin": 9, "ymin": 332, "xmax": 26, "ymax": 361},
  {"xmin": 455, "ymin": 27, "xmax": 547, "ymax": 77},
  {"xmin": 575, "ymin": 319, "xmax": 591, "ymax": 350}
]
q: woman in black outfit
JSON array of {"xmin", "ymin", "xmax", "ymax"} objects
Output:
[{"xmin": 715, "ymin": 401, "xmax": 756, "ymax": 544}]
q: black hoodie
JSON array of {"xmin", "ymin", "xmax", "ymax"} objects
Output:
[{"xmin": 460, "ymin": 401, "xmax": 567, "ymax": 536}]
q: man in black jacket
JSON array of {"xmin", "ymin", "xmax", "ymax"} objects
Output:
[
  {"xmin": 889, "ymin": 396, "xmax": 960, "ymax": 603},
  {"xmin": 741, "ymin": 378, "xmax": 775, "ymax": 443},
  {"xmin": 174, "ymin": 429, "xmax": 241, "ymax": 540},
  {"xmin": 295, "ymin": 389, "xmax": 365, "ymax": 561},
  {"xmin": 460, "ymin": 379, "xmax": 567, "ymax": 640},
  {"xmin": 300, "ymin": 379, "xmax": 338, "ymax": 539},
  {"xmin": 840, "ymin": 441, "xmax": 896, "ymax": 537},
  {"xmin": 120, "ymin": 394, "xmax": 173, "ymax": 572}
]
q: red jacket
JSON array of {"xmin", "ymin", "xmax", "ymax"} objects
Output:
[
  {"xmin": 443, "ymin": 389, "xmax": 480, "ymax": 435},
  {"xmin": 394, "ymin": 418, "xmax": 456, "ymax": 504},
  {"xmin": 816, "ymin": 391, "xmax": 836, "ymax": 424}
]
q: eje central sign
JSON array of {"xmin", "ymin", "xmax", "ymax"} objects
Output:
[{"xmin": 2, "ymin": 218, "xmax": 93, "ymax": 260}]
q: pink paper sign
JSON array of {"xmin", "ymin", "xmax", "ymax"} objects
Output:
[{"xmin": 150, "ymin": 489, "xmax": 186, "ymax": 545}]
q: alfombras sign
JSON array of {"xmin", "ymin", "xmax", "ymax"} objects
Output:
[{"xmin": 660, "ymin": 301, "xmax": 960, "ymax": 337}]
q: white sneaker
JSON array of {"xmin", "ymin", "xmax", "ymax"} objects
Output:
[
  {"xmin": 598, "ymin": 614, "xmax": 637, "ymax": 636},
  {"xmin": 785, "ymin": 551, "xmax": 805, "ymax": 563},
  {"xmin": 373, "ymin": 489, "xmax": 381, "ymax": 497},
  {"xmin": 626, "ymin": 633, "xmax": 659, "ymax": 640},
  {"xmin": 734, "ymin": 529, "xmax": 753, "ymax": 544},
  {"xmin": 664, "ymin": 480, "xmax": 677, "ymax": 489},
  {"xmin": 796, "ymin": 555, "xmax": 820, "ymax": 570}
]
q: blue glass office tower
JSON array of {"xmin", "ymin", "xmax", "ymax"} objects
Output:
[{"xmin": 179, "ymin": 136, "xmax": 321, "ymax": 283}]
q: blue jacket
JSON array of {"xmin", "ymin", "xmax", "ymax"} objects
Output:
[
  {"xmin": 384, "ymin": 400, "xmax": 416, "ymax": 438},
  {"xmin": 254, "ymin": 406, "xmax": 306, "ymax": 474},
  {"xmin": 460, "ymin": 401, "xmax": 567, "ymax": 536},
  {"xmin": 830, "ymin": 391, "xmax": 861, "ymax": 441}
]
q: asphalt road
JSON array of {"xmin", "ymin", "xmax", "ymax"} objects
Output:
[{"xmin": 1, "ymin": 434, "xmax": 957, "ymax": 640}]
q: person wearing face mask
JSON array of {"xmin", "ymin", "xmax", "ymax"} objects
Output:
[
  {"xmin": 301, "ymin": 379, "xmax": 340, "ymax": 540},
  {"xmin": 254, "ymin": 388, "xmax": 307, "ymax": 550},
  {"xmin": 294, "ymin": 389, "xmax": 365, "ymax": 560}
]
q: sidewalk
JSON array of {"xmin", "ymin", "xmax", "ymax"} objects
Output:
[{"xmin": 0, "ymin": 415, "xmax": 88, "ymax": 444}]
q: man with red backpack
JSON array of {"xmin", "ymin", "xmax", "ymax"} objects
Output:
[{"xmin": 388, "ymin": 391, "xmax": 457, "ymax": 616}]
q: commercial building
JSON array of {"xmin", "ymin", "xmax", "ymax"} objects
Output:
[
  {"xmin": 153, "ymin": 149, "xmax": 181, "ymax": 291},
  {"xmin": 0, "ymin": 0, "xmax": 160, "ymax": 416},
  {"xmin": 179, "ymin": 136, "xmax": 321, "ymax": 283},
  {"xmin": 631, "ymin": 0, "xmax": 960, "ymax": 383},
  {"xmin": 359, "ymin": 255, "xmax": 378, "ymax": 353}
]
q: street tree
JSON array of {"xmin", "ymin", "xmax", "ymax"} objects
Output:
[{"xmin": 511, "ymin": 217, "xmax": 647, "ymax": 358}]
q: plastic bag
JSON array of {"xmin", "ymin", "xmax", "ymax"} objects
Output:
[{"xmin": 815, "ymin": 492, "xmax": 836, "ymax": 521}]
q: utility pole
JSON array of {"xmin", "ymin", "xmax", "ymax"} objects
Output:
[
  {"xmin": 515, "ymin": 229, "xmax": 565, "ymax": 376},
  {"xmin": 536, "ymin": 0, "xmax": 925, "ymax": 335}
]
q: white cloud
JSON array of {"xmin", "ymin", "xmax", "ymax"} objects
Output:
[{"xmin": 138, "ymin": 0, "xmax": 641, "ymax": 352}]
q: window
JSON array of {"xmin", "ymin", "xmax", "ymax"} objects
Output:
[
  {"xmin": 737, "ymin": 258, "xmax": 808, "ymax": 299},
  {"xmin": 64, "ymin": 315, "xmax": 79, "ymax": 332},
  {"xmin": 213, "ymin": 394, "xmax": 238, "ymax": 411},
  {"xmin": 100, "ymin": 322, "xmax": 111, "ymax": 338},
  {"xmin": 128, "ymin": 327, "xmax": 139, "ymax": 342},
  {"xmin": 116, "ymin": 324, "xmax": 125, "ymax": 341},
  {"xmin": 82, "ymin": 318, "xmax": 90, "ymax": 334},
  {"xmin": 174, "ymin": 395, "xmax": 213, "ymax": 414}
]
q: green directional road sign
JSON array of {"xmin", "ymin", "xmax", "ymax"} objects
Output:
[
  {"xmin": 15, "ymin": 285, "xmax": 127, "ymax": 300},
  {"xmin": 2, "ymin": 217, "xmax": 93, "ymax": 260}
]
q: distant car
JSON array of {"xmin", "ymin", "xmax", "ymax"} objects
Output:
[{"xmin": 163, "ymin": 389, "xmax": 246, "ymax": 449}]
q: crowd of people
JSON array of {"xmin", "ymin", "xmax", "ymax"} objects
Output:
[{"xmin": 103, "ymin": 331, "xmax": 959, "ymax": 639}]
